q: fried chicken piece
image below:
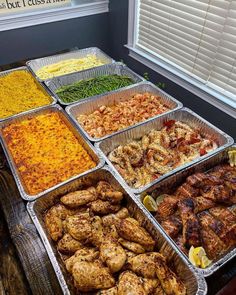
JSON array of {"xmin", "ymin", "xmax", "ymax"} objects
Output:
[
  {"xmin": 118, "ymin": 238, "xmax": 146, "ymax": 254},
  {"xmin": 142, "ymin": 278, "xmax": 160, "ymax": 294},
  {"xmin": 117, "ymin": 271, "xmax": 146, "ymax": 295},
  {"xmin": 155, "ymin": 256, "xmax": 186, "ymax": 295},
  {"xmin": 178, "ymin": 199, "xmax": 201, "ymax": 248},
  {"xmin": 65, "ymin": 212, "xmax": 92, "ymax": 243},
  {"xmin": 90, "ymin": 216, "xmax": 105, "ymax": 247},
  {"xmin": 199, "ymin": 223, "xmax": 226, "ymax": 260},
  {"xmin": 90, "ymin": 199, "xmax": 121, "ymax": 215},
  {"xmin": 155, "ymin": 195, "xmax": 179, "ymax": 221},
  {"xmin": 126, "ymin": 252, "xmax": 166, "ymax": 278},
  {"xmin": 97, "ymin": 286, "xmax": 118, "ymax": 294},
  {"xmin": 57, "ymin": 233, "xmax": 82, "ymax": 254},
  {"xmin": 209, "ymin": 206, "xmax": 236, "ymax": 226},
  {"xmin": 72, "ymin": 260, "xmax": 115, "ymax": 292},
  {"xmin": 96, "ymin": 181, "xmax": 123, "ymax": 204},
  {"xmin": 194, "ymin": 196, "xmax": 216, "ymax": 213},
  {"xmin": 102, "ymin": 208, "xmax": 129, "ymax": 226},
  {"xmin": 60, "ymin": 188, "xmax": 97, "ymax": 207},
  {"xmin": 198, "ymin": 212, "xmax": 235, "ymax": 249},
  {"xmin": 160, "ymin": 215, "xmax": 182, "ymax": 239},
  {"xmin": 65, "ymin": 247, "xmax": 99, "ymax": 273},
  {"xmin": 116, "ymin": 218, "xmax": 155, "ymax": 251},
  {"xmin": 100, "ymin": 236, "xmax": 126, "ymax": 273}
]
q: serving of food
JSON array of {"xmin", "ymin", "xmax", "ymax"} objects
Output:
[
  {"xmin": 0, "ymin": 69, "xmax": 52, "ymax": 119},
  {"xmin": 1, "ymin": 111, "xmax": 96, "ymax": 195},
  {"xmin": 35, "ymin": 54, "xmax": 105, "ymax": 80},
  {"xmin": 44, "ymin": 180, "xmax": 187, "ymax": 294},
  {"xmin": 77, "ymin": 92, "xmax": 171, "ymax": 138},
  {"xmin": 143, "ymin": 160, "xmax": 236, "ymax": 269},
  {"xmin": 108, "ymin": 120, "xmax": 218, "ymax": 189},
  {"xmin": 56, "ymin": 74, "xmax": 134, "ymax": 104}
]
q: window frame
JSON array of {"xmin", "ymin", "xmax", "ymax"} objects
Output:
[
  {"xmin": 0, "ymin": 0, "xmax": 109, "ymax": 32},
  {"xmin": 126, "ymin": 0, "xmax": 236, "ymax": 118}
]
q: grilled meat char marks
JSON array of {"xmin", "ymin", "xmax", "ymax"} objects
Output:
[
  {"xmin": 154, "ymin": 163, "xmax": 236, "ymax": 261},
  {"xmin": 178, "ymin": 199, "xmax": 201, "ymax": 248}
]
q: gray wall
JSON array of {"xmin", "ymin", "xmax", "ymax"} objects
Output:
[
  {"xmin": 0, "ymin": 13, "xmax": 109, "ymax": 66},
  {"xmin": 108, "ymin": 0, "xmax": 236, "ymax": 139}
]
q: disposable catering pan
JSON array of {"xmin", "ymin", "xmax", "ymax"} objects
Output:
[
  {"xmin": 0, "ymin": 66, "xmax": 56, "ymax": 122},
  {"xmin": 0, "ymin": 104, "xmax": 104, "ymax": 201},
  {"xmin": 66, "ymin": 81, "xmax": 183, "ymax": 142},
  {"xmin": 138, "ymin": 145, "xmax": 236, "ymax": 277},
  {"xmin": 95, "ymin": 107, "xmax": 233, "ymax": 194},
  {"xmin": 27, "ymin": 47, "xmax": 114, "ymax": 82},
  {"xmin": 27, "ymin": 166, "xmax": 207, "ymax": 295},
  {"xmin": 44, "ymin": 62, "xmax": 145, "ymax": 106}
]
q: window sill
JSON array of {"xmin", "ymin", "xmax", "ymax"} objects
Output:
[
  {"xmin": 0, "ymin": 0, "xmax": 108, "ymax": 32},
  {"xmin": 126, "ymin": 45, "xmax": 236, "ymax": 119}
]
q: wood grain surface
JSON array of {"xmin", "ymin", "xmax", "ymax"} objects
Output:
[{"xmin": 0, "ymin": 150, "xmax": 62, "ymax": 295}]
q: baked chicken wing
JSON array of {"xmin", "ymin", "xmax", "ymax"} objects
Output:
[{"xmin": 118, "ymin": 238, "xmax": 146, "ymax": 254}]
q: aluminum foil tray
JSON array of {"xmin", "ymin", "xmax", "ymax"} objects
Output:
[
  {"xmin": 45, "ymin": 62, "xmax": 145, "ymax": 106},
  {"xmin": 0, "ymin": 104, "xmax": 104, "ymax": 201},
  {"xmin": 139, "ymin": 145, "xmax": 236, "ymax": 277},
  {"xmin": 27, "ymin": 47, "xmax": 114, "ymax": 82},
  {"xmin": 27, "ymin": 166, "xmax": 207, "ymax": 295},
  {"xmin": 66, "ymin": 81, "xmax": 183, "ymax": 142},
  {"xmin": 0, "ymin": 66, "xmax": 56, "ymax": 122},
  {"xmin": 95, "ymin": 107, "xmax": 233, "ymax": 194}
]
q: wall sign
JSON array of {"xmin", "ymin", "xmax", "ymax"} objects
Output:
[{"xmin": 0, "ymin": 0, "xmax": 70, "ymax": 14}]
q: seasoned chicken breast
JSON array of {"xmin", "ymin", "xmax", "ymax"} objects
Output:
[
  {"xmin": 118, "ymin": 238, "xmax": 146, "ymax": 254},
  {"xmin": 65, "ymin": 247, "xmax": 99, "ymax": 273},
  {"xmin": 90, "ymin": 216, "xmax": 105, "ymax": 247},
  {"xmin": 97, "ymin": 286, "xmax": 118, "ymax": 294},
  {"xmin": 126, "ymin": 252, "xmax": 166, "ymax": 278},
  {"xmin": 102, "ymin": 208, "xmax": 129, "ymax": 227},
  {"xmin": 142, "ymin": 278, "xmax": 162, "ymax": 295},
  {"xmin": 116, "ymin": 218, "xmax": 155, "ymax": 251},
  {"xmin": 100, "ymin": 236, "xmax": 126, "ymax": 273},
  {"xmin": 57, "ymin": 233, "xmax": 82, "ymax": 254},
  {"xmin": 117, "ymin": 271, "xmax": 146, "ymax": 295},
  {"xmin": 72, "ymin": 260, "xmax": 115, "ymax": 292},
  {"xmin": 97, "ymin": 181, "xmax": 123, "ymax": 204},
  {"xmin": 65, "ymin": 212, "xmax": 92, "ymax": 243},
  {"xmin": 44, "ymin": 204, "xmax": 77, "ymax": 241},
  {"xmin": 155, "ymin": 255, "xmax": 186, "ymax": 295},
  {"xmin": 60, "ymin": 189, "xmax": 97, "ymax": 207},
  {"xmin": 90, "ymin": 199, "xmax": 121, "ymax": 215}
]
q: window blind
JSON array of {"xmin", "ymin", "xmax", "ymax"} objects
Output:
[{"xmin": 137, "ymin": 0, "xmax": 236, "ymax": 97}]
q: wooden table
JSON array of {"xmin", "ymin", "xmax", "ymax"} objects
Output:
[{"xmin": 0, "ymin": 149, "xmax": 235, "ymax": 295}]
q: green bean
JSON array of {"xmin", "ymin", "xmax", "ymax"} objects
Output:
[{"xmin": 55, "ymin": 74, "xmax": 134, "ymax": 103}]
